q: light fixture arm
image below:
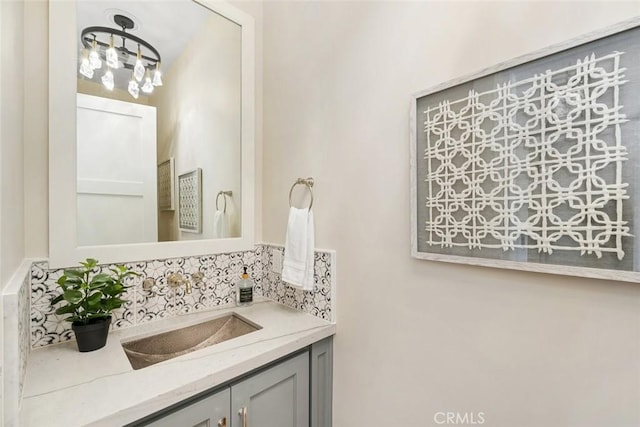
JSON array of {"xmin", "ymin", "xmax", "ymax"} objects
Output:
[{"xmin": 80, "ymin": 26, "xmax": 162, "ymax": 70}]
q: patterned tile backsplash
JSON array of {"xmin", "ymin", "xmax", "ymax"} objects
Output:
[
  {"xmin": 29, "ymin": 244, "xmax": 335, "ymax": 349},
  {"xmin": 261, "ymin": 245, "xmax": 334, "ymax": 322}
]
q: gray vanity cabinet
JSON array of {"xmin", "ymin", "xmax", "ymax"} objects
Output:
[
  {"xmin": 311, "ymin": 337, "xmax": 333, "ymax": 427},
  {"xmin": 145, "ymin": 388, "xmax": 230, "ymax": 427},
  {"xmin": 231, "ymin": 351, "xmax": 309, "ymax": 427},
  {"xmin": 138, "ymin": 337, "xmax": 333, "ymax": 427}
]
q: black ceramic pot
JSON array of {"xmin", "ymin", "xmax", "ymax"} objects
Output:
[{"xmin": 71, "ymin": 316, "xmax": 112, "ymax": 352}]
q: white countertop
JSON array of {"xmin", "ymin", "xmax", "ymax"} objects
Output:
[{"xmin": 20, "ymin": 298, "xmax": 336, "ymax": 427}]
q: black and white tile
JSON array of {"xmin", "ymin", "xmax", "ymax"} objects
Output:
[
  {"xmin": 29, "ymin": 244, "xmax": 336, "ymax": 349},
  {"xmin": 261, "ymin": 245, "xmax": 335, "ymax": 322}
]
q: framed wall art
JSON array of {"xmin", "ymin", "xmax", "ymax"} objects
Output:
[
  {"xmin": 157, "ymin": 158, "xmax": 175, "ymax": 211},
  {"xmin": 410, "ymin": 18, "xmax": 640, "ymax": 282},
  {"xmin": 178, "ymin": 168, "xmax": 203, "ymax": 233}
]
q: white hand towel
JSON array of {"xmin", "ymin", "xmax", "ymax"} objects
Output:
[
  {"xmin": 282, "ymin": 207, "xmax": 315, "ymax": 291},
  {"xmin": 213, "ymin": 210, "xmax": 229, "ymax": 238}
]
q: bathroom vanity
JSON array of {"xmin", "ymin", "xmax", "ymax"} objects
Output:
[
  {"xmin": 19, "ymin": 299, "xmax": 335, "ymax": 426},
  {"xmin": 136, "ymin": 340, "xmax": 331, "ymax": 427}
]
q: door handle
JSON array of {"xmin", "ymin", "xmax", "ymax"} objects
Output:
[
  {"xmin": 238, "ymin": 407, "xmax": 247, "ymax": 427},
  {"xmin": 217, "ymin": 416, "xmax": 227, "ymax": 427}
]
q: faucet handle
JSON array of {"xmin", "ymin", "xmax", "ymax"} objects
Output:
[
  {"xmin": 142, "ymin": 278, "xmax": 158, "ymax": 295},
  {"xmin": 167, "ymin": 273, "xmax": 185, "ymax": 288}
]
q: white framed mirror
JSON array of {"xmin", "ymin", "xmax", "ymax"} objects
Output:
[{"xmin": 49, "ymin": 0, "xmax": 255, "ymax": 268}]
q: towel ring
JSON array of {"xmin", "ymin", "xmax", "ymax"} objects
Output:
[
  {"xmin": 216, "ymin": 191, "xmax": 232, "ymax": 213},
  {"xmin": 289, "ymin": 177, "xmax": 314, "ymax": 209}
]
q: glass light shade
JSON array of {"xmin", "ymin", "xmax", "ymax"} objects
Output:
[
  {"xmin": 88, "ymin": 39, "xmax": 102, "ymax": 70},
  {"xmin": 133, "ymin": 59, "xmax": 145, "ymax": 82},
  {"xmin": 106, "ymin": 35, "xmax": 118, "ymax": 69},
  {"xmin": 106, "ymin": 47, "xmax": 119, "ymax": 69},
  {"xmin": 79, "ymin": 57, "xmax": 94, "ymax": 79},
  {"xmin": 101, "ymin": 70, "xmax": 115, "ymax": 91},
  {"xmin": 88, "ymin": 49, "xmax": 102, "ymax": 70},
  {"xmin": 128, "ymin": 79, "xmax": 140, "ymax": 99},
  {"xmin": 141, "ymin": 70, "xmax": 154, "ymax": 94},
  {"xmin": 152, "ymin": 68, "xmax": 163, "ymax": 87}
]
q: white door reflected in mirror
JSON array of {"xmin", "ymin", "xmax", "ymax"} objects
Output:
[{"xmin": 77, "ymin": 94, "xmax": 157, "ymax": 246}]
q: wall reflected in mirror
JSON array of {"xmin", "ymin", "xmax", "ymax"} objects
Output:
[{"xmin": 75, "ymin": 0, "xmax": 242, "ymax": 246}]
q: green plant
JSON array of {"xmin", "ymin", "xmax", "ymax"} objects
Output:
[{"xmin": 52, "ymin": 258, "xmax": 138, "ymax": 325}]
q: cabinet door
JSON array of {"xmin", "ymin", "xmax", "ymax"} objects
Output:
[
  {"xmin": 231, "ymin": 351, "xmax": 309, "ymax": 427},
  {"xmin": 145, "ymin": 388, "xmax": 230, "ymax": 427},
  {"xmin": 311, "ymin": 337, "xmax": 333, "ymax": 427}
]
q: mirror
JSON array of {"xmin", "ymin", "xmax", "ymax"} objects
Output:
[
  {"xmin": 49, "ymin": 0, "xmax": 255, "ymax": 267},
  {"xmin": 75, "ymin": 0, "xmax": 242, "ymax": 245}
]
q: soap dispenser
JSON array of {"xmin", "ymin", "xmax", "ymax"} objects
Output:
[{"xmin": 236, "ymin": 266, "xmax": 254, "ymax": 306}]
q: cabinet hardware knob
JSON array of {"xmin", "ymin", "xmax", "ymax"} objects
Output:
[{"xmin": 217, "ymin": 416, "xmax": 227, "ymax": 427}]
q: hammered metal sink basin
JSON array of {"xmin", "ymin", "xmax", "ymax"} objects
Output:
[{"xmin": 122, "ymin": 314, "xmax": 261, "ymax": 370}]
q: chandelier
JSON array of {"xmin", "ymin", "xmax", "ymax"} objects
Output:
[{"xmin": 78, "ymin": 14, "xmax": 163, "ymax": 99}]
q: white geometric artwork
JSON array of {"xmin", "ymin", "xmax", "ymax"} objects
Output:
[
  {"xmin": 421, "ymin": 51, "xmax": 630, "ymax": 260},
  {"xmin": 178, "ymin": 168, "xmax": 203, "ymax": 233},
  {"xmin": 158, "ymin": 158, "xmax": 174, "ymax": 211}
]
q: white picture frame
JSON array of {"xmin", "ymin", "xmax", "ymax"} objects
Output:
[
  {"xmin": 410, "ymin": 17, "xmax": 640, "ymax": 283},
  {"xmin": 178, "ymin": 168, "xmax": 203, "ymax": 233},
  {"xmin": 158, "ymin": 158, "xmax": 175, "ymax": 211}
]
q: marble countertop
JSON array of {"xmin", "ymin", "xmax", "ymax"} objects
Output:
[{"xmin": 20, "ymin": 298, "xmax": 336, "ymax": 427}]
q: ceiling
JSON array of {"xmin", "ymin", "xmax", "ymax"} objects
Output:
[{"xmin": 76, "ymin": 0, "xmax": 214, "ymax": 87}]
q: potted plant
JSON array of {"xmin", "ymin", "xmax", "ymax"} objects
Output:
[{"xmin": 51, "ymin": 258, "xmax": 138, "ymax": 352}]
